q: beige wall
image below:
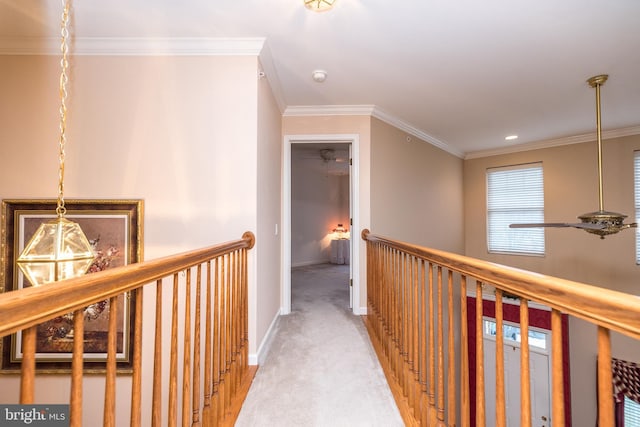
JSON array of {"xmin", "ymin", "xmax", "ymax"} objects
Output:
[
  {"xmin": 0, "ymin": 54, "xmax": 268, "ymax": 425},
  {"xmin": 370, "ymin": 118, "xmax": 464, "ymax": 252},
  {"xmin": 255, "ymin": 64, "xmax": 283, "ymax": 361},
  {"xmin": 464, "ymin": 134, "xmax": 640, "ymax": 426}
]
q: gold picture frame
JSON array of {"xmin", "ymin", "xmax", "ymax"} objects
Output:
[{"xmin": 0, "ymin": 199, "xmax": 143, "ymax": 373}]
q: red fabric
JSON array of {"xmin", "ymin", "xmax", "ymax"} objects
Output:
[{"xmin": 466, "ymin": 296, "xmax": 572, "ymax": 426}]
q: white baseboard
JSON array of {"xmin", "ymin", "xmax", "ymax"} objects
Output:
[
  {"xmin": 248, "ymin": 309, "xmax": 281, "ymax": 366},
  {"xmin": 354, "ymin": 306, "xmax": 368, "ymax": 316}
]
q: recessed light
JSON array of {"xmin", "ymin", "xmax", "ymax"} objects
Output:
[{"xmin": 505, "ymin": 135, "xmax": 518, "ymax": 141}]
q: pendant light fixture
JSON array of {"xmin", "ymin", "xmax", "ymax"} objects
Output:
[
  {"xmin": 16, "ymin": 0, "xmax": 95, "ymax": 286},
  {"xmin": 304, "ymin": 0, "xmax": 336, "ymax": 12}
]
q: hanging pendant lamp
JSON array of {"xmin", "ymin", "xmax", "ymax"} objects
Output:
[{"xmin": 16, "ymin": 0, "xmax": 95, "ymax": 286}]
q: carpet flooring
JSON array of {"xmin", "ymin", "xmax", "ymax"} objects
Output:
[{"xmin": 235, "ymin": 263, "xmax": 403, "ymax": 427}]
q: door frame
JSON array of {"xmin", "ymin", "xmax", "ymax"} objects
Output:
[{"xmin": 282, "ymin": 134, "xmax": 360, "ymax": 315}]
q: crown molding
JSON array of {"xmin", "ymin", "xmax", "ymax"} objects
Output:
[
  {"xmin": 0, "ymin": 36, "xmax": 266, "ymax": 56},
  {"xmin": 465, "ymin": 125, "xmax": 640, "ymax": 159},
  {"xmin": 370, "ymin": 107, "xmax": 465, "ymax": 158},
  {"xmin": 284, "ymin": 105, "xmax": 376, "ymax": 116},
  {"xmin": 284, "ymin": 105, "xmax": 465, "ymax": 158}
]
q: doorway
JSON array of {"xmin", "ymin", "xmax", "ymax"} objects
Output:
[{"xmin": 282, "ymin": 134, "xmax": 361, "ymax": 315}]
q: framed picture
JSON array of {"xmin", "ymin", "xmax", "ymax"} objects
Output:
[{"xmin": 0, "ymin": 199, "xmax": 144, "ymax": 373}]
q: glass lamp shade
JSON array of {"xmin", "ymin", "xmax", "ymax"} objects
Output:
[
  {"xmin": 304, "ymin": 0, "xmax": 336, "ymax": 12},
  {"xmin": 17, "ymin": 217, "xmax": 95, "ymax": 286}
]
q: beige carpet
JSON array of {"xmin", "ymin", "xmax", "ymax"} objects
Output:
[{"xmin": 235, "ymin": 263, "xmax": 403, "ymax": 427}]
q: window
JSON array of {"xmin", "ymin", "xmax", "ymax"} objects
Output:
[
  {"xmin": 483, "ymin": 318, "xmax": 548, "ymax": 351},
  {"xmin": 625, "ymin": 396, "xmax": 640, "ymax": 426},
  {"xmin": 634, "ymin": 151, "xmax": 640, "ymax": 264},
  {"xmin": 487, "ymin": 163, "xmax": 545, "ymax": 255}
]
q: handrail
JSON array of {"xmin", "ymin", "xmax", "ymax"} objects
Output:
[
  {"xmin": 0, "ymin": 231, "xmax": 255, "ymax": 338},
  {"xmin": 361, "ymin": 229, "xmax": 635, "ymax": 427},
  {"xmin": 0, "ymin": 231, "xmax": 256, "ymax": 427},
  {"xmin": 362, "ymin": 229, "xmax": 640, "ymax": 340}
]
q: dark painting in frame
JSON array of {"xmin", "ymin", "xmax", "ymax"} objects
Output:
[{"xmin": 0, "ymin": 199, "xmax": 144, "ymax": 373}]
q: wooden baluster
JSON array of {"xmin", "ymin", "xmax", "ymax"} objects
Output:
[
  {"xmin": 551, "ymin": 309, "xmax": 564, "ymax": 427},
  {"xmin": 233, "ymin": 250, "xmax": 241, "ymax": 393},
  {"xmin": 193, "ymin": 265, "xmax": 202, "ymax": 427},
  {"xmin": 131, "ymin": 288, "xmax": 143, "ymax": 427},
  {"xmin": 475, "ymin": 281, "xmax": 485, "ymax": 427},
  {"xmin": 495, "ymin": 290, "xmax": 506, "ymax": 427},
  {"xmin": 168, "ymin": 273, "xmax": 179, "ymax": 427},
  {"xmin": 597, "ymin": 327, "xmax": 614, "ymax": 427},
  {"xmin": 428, "ymin": 263, "xmax": 437, "ymax": 425},
  {"xmin": 413, "ymin": 257, "xmax": 421, "ymax": 418},
  {"xmin": 104, "ymin": 297, "xmax": 118, "ymax": 427},
  {"xmin": 203, "ymin": 262, "xmax": 213, "ymax": 427},
  {"xmin": 391, "ymin": 247, "xmax": 397, "ymax": 382},
  {"xmin": 218, "ymin": 256, "xmax": 227, "ymax": 424},
  {"xmin": 19, "ymin": 326, "xmax": 36, "ymax": 405},
  {"xmin": 241, "ymin": 248, "xmax": 249, "ymax": 373},
  {"xmin": 225, "ymin": 252, "xmax": 233, "ymax": 413},
  {"xmin": 152, "ymin": 279, "xmax": 163, "ymax": 427},
  {"xmin": 460, "ymin": 275, "xmax": 470, "ymax": 427},
  {"xmin": 212, "ymin": 258, "xmax": 222, "ymax": 426},
  {"xmin": 403, "ymin": 253, "xmax": 411, "ymax": 406},
  {"xmin": 436, "ymin": 266, "xmax": 445, "ymax": 425},
  {"xmin": 447, "ymin": 270, "xmax": 456, "ymax": 427},
  {"xmin": 182, "ymin": 269, "xmax": 192, "ymax": 427},
  {"xmin": 419, "ymin": 260, "xmax": 429, "ymax": 426},
  {"xmin": 520, "ymin": 299, "xmax": 531, "ymax": 427},
  {"xmin": 70, "ymin": 310, "xmax": 84, "ymax": 427}
]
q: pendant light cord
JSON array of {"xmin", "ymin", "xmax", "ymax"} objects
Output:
[{"xmin": 56, "ymin": 0, "xmax": 70, "ymax": 218}]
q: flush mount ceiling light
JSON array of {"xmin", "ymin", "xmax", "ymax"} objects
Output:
[
  {"xmin": 505, "ymin": 135, "xmax": 518, "ymax": 141},
  {"xmin": 312, "ymin": 69, "xmax": 327, "ymax": 82},
  {"xmin": 16, "ymin": 0, "xmax": 95, "ymax": 286},
  {"xmin": 304, "ymin": 0, "xmax": 336, "ymax": 12}
]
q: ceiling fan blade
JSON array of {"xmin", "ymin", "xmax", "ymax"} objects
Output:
[
  {"xmin": 509, "ymin": 223, "xmax": 571, "ymax": 228},
  {"xmin": 509, "ymin": 222, "xmax": 607, "ymax": 230},
  {"xmin": 565, "ymin": 222, "xmax": 608, "ymax": 230}
]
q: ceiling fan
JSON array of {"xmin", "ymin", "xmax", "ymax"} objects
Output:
[{"xmin": 509, "ymin": 74, "xmax": 638, "ymax": 239}]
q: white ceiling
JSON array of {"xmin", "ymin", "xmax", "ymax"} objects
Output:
[{"xmin": 2, "ymin": 0, "xmax": 640, "ymax": 157}]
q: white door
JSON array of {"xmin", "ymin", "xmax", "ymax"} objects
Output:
[{"xmin": 483, "ymin": 319, "xmax": 551, "ymax": 427}]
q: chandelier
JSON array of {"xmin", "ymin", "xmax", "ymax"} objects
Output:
[{"xmin": 16, "ymin": 0, "xmax": 95, "ymax": 286}]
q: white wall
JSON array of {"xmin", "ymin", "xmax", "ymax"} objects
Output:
[
  {"xmin": 291, "ymin": 147, "xmax": 350, "ymax": 266},
  {"xmin": 0, "ymin": 53, "xmax": 271, "ymax": 425}
]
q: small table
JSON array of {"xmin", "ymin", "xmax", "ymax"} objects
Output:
[{"xmin": 330, "ymin": 239, "xmax": 350, "ymax": 264}]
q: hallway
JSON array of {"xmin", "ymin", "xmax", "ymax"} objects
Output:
[{"xmin": 235, "ymin": 263, "xmax": 403, "ymax": 426}]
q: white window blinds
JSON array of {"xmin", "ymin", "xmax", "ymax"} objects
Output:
[
  {"xmin": 487, "ymin": 163, "xmax": 545, "ymax": 255},
  {"xmin": 634, "ymin": 151, "xmax": 640, "ymax": 264}
]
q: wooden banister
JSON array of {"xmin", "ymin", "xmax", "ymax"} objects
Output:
[
  {"xmin": 0, "ymin": 231, "xmax": 256, "ymax": 427},
  {"xmin": 362, "ymin": 229, "xmax": 639, "ymax": 427}
]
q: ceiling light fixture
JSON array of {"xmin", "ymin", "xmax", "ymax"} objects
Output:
[
  {"xmin": 304, "ymin": 0, "xmax": 336, "ymax": 12},
  {"xmin": 505, "ymin": 135, "xmax": 518, "ymax": 141},
  {"xmin": 16, "ymin": 0, "xmax": 95, "ymax": 286},
  {"xmin": 312, "ymin": 69, "xmax": 327, "ymax": 82}
]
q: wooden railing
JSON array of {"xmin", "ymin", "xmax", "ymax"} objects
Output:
[
  {"xmin": 361, "ymin": 229, "xmax": 640, "ymax": 427},
  {"xmin": 0, "ymin": 232, "xmax": 256, "ymax": 427}
]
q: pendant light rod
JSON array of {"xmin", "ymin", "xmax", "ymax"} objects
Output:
[{"xmin": 587, "ymin": 74, "xmax": 608, "ymax": 213}]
